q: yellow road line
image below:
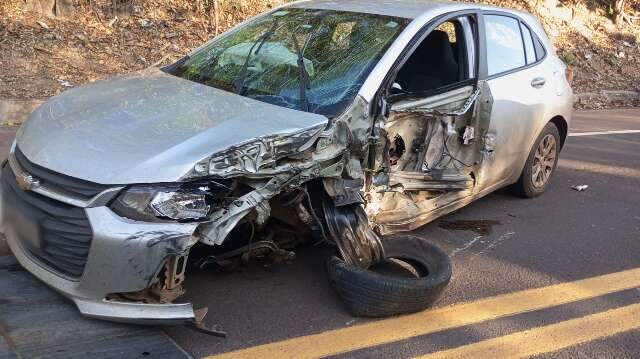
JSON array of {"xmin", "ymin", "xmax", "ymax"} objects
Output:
[
  {"xmin": 419, "ymin": 302, "xmax": 640, "ymax": 359},
  {"xmin": 211, "ymin": 267, "xmax": 640, "ymax": 359}
]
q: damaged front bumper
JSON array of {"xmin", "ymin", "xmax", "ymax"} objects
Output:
[
  {"xmin": 2, "ymin": 183, "xmax": 199, "ymax": 324},
  {"xmin": 1, "ymin": 95, "xmax": 369, "ymax": 326}
]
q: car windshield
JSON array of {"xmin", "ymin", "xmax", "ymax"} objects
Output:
[{"xmin": 167, "ymin": 8, "xmax": 409, "ymax": 118}]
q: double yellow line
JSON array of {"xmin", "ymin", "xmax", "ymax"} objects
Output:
[
  {"xmin": 212, "ymin": 267, "xmax": 640, "ymax": 358},
  {"xmin": 421, "ymin": 303, "xmax": 640, "ymax": 358}
]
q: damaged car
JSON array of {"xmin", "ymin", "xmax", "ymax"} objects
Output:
[{"xmin": 0, "ymin": 0, "xmax": 572, "ymax": 329}]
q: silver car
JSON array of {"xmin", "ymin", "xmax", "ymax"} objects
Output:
[{"xmin": 1, "ymin": 0, "xmax": 572, "ymax": 326}]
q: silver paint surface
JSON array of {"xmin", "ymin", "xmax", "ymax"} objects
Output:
[
  {"xmin": 290, "ymin": 0, "xmax": 456, "ymax": 19},
  {"xmin": 17, "ymin": 68, "xmax": 328, "ymax": 184},
  {"xmin": 3, "ymin": 201, "xmax": 199, "ymax": 323},
  {"xmin": 5, "ymin": 0, "xmax": 574, "ymax": 325}
]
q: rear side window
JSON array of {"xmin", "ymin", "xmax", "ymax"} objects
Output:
[
  {"xmin": 534, "ymin": 35, "xmax": 546, "ymax": 61},
  {"xmin": 484, "ymin": 15, "xmax": 525, "ymax": 76},
  {"xmin": 520, "ymin": 23, "xmax": 536, "ymax": 64}
]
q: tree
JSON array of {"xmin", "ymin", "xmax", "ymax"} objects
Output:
[{"xmin": 25, "ymin": 0, "xmax": 74, "ymax": 17}]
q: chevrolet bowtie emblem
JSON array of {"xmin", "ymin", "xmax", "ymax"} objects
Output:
[{"xmin": 16, "ymin": 172, "xmax": 40, "ymax": 191}]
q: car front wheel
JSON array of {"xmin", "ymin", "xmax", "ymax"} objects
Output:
[{"xmin": 514, "ymin": 122, "xmax": 561, "ymax": 198}]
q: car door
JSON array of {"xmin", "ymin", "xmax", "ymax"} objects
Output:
[
  {"xmin": 475, "ymin": 12, "xmax": 551, "ymax": 191},
  {"xmin": 384, "ymin": 14, "xmax": 484, "ymax": 182}
]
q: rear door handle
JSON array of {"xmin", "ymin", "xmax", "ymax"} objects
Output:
[{"xmin": 531, "ymin": 77, "xmax": 546, "ymax": 88}]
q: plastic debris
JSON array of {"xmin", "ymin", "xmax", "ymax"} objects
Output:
[{"xmin": 572, "ymin": 185, "xmax": 589, "ymax": 191}]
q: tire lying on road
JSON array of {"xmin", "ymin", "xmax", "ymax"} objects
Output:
[{"xmin": 327, "ymin": 235, "xmax": 452, "ymax": 317}]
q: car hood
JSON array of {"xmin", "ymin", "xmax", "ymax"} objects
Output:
[{"xmin": 16, "ymin": 69, "xmax": 328, "ymax": 184}]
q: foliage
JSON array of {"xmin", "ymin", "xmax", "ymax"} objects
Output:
[{"xmin": 0, "ymin": 0, "xmax": 639, "ymax": 110}]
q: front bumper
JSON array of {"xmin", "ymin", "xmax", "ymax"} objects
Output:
[{"xmin": 1, "ymin": 161, "xmax": 200, "ymax": 325}]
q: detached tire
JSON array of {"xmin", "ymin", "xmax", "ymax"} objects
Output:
[{"xmin": 327, "ymin": 235, "xmax": 451, "ymax": 317}]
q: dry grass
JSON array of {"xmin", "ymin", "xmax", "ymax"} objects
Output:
[
  {"xmin": 0, "ymin": 0, "xmax": 289, "ymax": 98},
  {"xmin": 1, "ymin": 0, "xmax": 639, "ymax": 108}
]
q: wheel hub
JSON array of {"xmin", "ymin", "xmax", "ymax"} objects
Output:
[{"xmin": 532, "ymin": 134, "xmax": 557, "ymax": 188}]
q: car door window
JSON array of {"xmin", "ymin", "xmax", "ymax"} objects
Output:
[
  {"xmin": 485, "ymin": 15, "xmax": 525, "ymax": 76},
  {"xmin": 520, "ymin": 23, "xmax": 536, "ymax": 64},
  {"xmin": 384, "ymin": 16, "xmax": 481, "ymax": 174},
  {"xmin": 393, "ymin": 16, "xmax": 476, "ymax": 95}
]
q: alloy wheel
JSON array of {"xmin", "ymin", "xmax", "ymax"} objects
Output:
[{"xmin": 531, "ymin": 134, "xmax": 557, "ymax": 188}]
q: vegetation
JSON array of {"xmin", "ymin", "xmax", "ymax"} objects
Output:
[{"xmin": 1, "ymin": 0, "xmax": 639, "ymax": 109}]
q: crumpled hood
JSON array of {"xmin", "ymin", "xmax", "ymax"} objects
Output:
[{"xmin": 16, "ymin": 69, "xmax": 328, "ymax": 184}]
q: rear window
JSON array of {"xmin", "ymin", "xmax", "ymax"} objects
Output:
[{"xmin": 484, "ymin": 15, "xmax": 526, "ymax": 76}]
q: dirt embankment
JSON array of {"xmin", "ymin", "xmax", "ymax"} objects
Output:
[
  {"xmin": 477, "ymin": 0, "xmax": 640, "ymax": 108},
  {"xmin": 0, "ymin": 0, "xmax": 639, "ymax": 115}
]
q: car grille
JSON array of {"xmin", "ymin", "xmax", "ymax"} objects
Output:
[
  {"xmin": 2, "ymin": 161, "xmax": 93, "ymax": 279},
  {"xmin": 14, "ymin": 146, "xmax": 110, "ymax": 200}
]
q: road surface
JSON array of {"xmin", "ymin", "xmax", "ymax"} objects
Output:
[{"xmin": 1, "ymin": 109, "xmax": 639, "ymax": 358}]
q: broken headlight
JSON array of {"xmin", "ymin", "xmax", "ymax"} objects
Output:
[
  {"xmin": 110, "ymin": 182, "xmax": 232, "ymax": 222},
  {"xmin": 189, "ymin": 125, "xmax": 324, "ymax": 178}
]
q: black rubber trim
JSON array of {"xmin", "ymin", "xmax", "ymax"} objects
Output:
[
  {"xmin": 1, "ymin": 165, "xmax": 92, "ymax": 278},
  {"xmin": 15, "ymin": 146, "xmax": 110, "ymax": 199}
]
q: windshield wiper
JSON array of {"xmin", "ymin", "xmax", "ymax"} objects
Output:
[
  {"xmin": 290, "ymin": 33, "xmax": 310, "ymax": 112},
  {"xmin": 234, "ymin": 21, "xmax": 279, "ymax": 95}
]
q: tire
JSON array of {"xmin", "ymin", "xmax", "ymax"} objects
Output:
[
  {"xmin": 514, "ymin": 122, "xmax": 561, "ymax": 198},
  {"xmin": 326, "ymin": 235, "xmax": 452, "ymax": 317}
]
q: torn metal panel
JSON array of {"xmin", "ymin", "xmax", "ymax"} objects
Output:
[
  {"xmin": 371, "ymin": 189, "xmax": 474, "ymax": 235},
  {"xmin": 198, "ymin": 164, "xmax": 325, "ymax": 245},
  {"xmin": 391, "ymin": 85, "xmax": 475, "ymax": 112},
  {"xmin": 365, "ymin": 82, "xmax": 491, "ymax": 234},
  {"xmin": 389, "ymin": 171, "xmax": 474, "ymax": 191},
  {"xmin": 323, "ymin": 178, "xmax": 365, "ymax": 206}
]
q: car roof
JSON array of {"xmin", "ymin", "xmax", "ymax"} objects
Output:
[{"xmin": 286, "ymin": 0, "xmax": 517, "ymax": 19}]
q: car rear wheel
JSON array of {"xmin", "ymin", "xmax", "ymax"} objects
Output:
[{"xmin": 514, "ymin": 122, "xmax": 561, "ymax": 198}]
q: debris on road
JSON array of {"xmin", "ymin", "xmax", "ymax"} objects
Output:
[{"xmin": 572, "ymin": 184, "xmax": 589, "ymax": 191}]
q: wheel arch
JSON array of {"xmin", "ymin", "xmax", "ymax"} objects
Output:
[{"xmin": 549, "ymin": 115, "xmax": 568, "ymax": 150}]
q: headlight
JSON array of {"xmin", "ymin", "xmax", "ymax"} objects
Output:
[
  {"xmin": 189, "ymin": 125, "xmax": 324, "ymax": 178},
  {"xmin": 111, "ymin": 182, "xmax": 232, "ymax": 222},
  {"xmin": 150, "ymin": 191, "xmax": 209, "ymax": 220}
]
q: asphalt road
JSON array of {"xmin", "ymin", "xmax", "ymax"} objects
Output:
[
  {"xmin": 164, "ymin": 109, "xmax": 640, "ymax": 358},
  {"xmin": 1, "ymin": 109, "xmax": 639, "ymax": 358}
]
